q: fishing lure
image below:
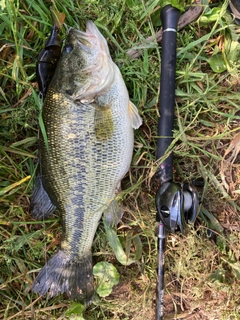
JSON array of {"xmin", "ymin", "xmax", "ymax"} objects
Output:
[{"xmin": 36, "ymin": 9, "xmax": 65, "ymax": 99}]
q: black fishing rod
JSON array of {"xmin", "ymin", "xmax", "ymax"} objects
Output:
[{"xmin": 155, "ymin": 5, "xmax": 199, "ymax": 319}]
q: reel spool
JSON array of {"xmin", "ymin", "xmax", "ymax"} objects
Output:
[{"xmin": 156, "ymin": 181, "xmax": 199, "ymax": 233}]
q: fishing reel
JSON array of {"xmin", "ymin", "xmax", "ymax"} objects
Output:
[{"xmin": 156, "ymin": 181, "xmax": 198, "ymax": 233}]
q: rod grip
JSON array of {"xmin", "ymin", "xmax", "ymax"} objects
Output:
[
  {"xmin": 156, "ymin": 5, "xmax": 180, "ymax": 183},
  {"xmin": 161, "ymin": 5, "xmax": 180, "ymax": 31}
]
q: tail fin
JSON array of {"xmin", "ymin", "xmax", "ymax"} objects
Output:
[{"xmin": 32, "ymin": 250, "xmax": 94, "ymax": 304}]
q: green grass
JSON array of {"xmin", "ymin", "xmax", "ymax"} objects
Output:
[{"xmin": 1, "ymin": 0, "xmax": 240, "ymax": 319}]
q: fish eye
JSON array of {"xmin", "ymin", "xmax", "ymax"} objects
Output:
[{"xmin": 64, "ymin": 44, "xmax": 73, "ymax": 53}]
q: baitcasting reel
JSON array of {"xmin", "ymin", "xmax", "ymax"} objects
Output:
[{"xmin": 156, "ymin": 181, "xmax": 198, "ymax": 233}]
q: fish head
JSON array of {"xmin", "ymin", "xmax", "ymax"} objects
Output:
[{"xmin": 53, "ymin": 21, "xmax": 115, "ymax": 102}]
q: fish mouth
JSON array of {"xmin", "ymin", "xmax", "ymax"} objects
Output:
[
  {"xmin": 65, "ymin": 21, "xmax": 114, "ymax": 101},
  {"xmin": 68, "ymin": 21, "xmax": 97, "ymax": 49}
]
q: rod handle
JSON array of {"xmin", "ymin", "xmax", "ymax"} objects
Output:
[
  {"xmin": 156, "ymin": 5, "xmax": 180, "ymax": 183},
  {"xmin": 161, "ymin": 5, "xmax": 180, "ymax": 31}
]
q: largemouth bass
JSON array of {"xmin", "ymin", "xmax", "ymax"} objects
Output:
[{"xmin": 31, "ymin": 21, "xmax": 142, "ymax": 304}]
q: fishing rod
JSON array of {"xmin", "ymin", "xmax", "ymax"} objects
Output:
[{"xmin": 155, "ymin": 5, "xmax": 199, "ymax": 319}]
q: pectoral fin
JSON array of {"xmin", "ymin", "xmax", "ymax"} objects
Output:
[
  {"xmin": 128, "ymin": 101, "xmax": 142, "ymax": 129},
  {"xmin": 30, "ymin": 174, "xmax": 56, "ymax": 219}
]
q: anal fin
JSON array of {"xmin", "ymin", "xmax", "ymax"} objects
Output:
[
  {"xmin": 103, "ymin": 199, "xmax": 124, "ymax": 227},
  {"xmin": 30, "ymin": 174, "xmax": 56, "ymax": 220}
]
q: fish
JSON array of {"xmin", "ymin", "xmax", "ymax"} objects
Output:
[
  {"xmin": 30, "ymin": 21, "xmax": 142, "ymax": 304},
  {"xmin": 36, "ymin": 9, "xmax": 65, "ymax": 99}
]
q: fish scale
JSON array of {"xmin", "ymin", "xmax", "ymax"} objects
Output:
[
  {"xmin": 31, "ymin": 21, "xmax": 142, "ymax": 304},
  {"xmin": 41, "ymin": 89, "xmax": 122, "ymax": 253}
]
